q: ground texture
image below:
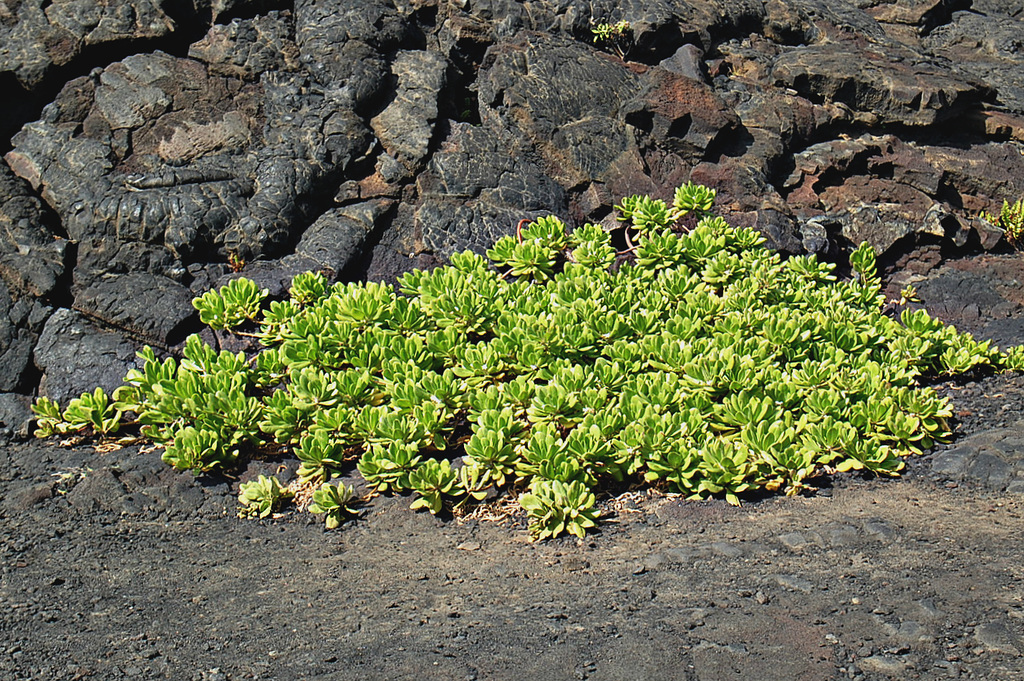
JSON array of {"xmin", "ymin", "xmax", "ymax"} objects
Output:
[{"xmin": 2, "ymin": 255, "xmax": 1024, "ymax": 681}]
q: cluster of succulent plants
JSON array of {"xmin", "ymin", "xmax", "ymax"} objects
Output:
[{"xmin": 34, "ymin": 184, "xmax": 1024, "ymax": 539}]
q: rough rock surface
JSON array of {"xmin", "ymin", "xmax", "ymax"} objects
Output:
[
  {"xmin": 2, "ymin": 3, "xmax": 1024, "ymax": 678},
  {"xmin": 0, "ymin": 0, "xmax": 1023, "ymax": 411}
]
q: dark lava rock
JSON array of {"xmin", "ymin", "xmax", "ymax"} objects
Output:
[
  {"xmin": 34, "ymin": 308, "xmax": 139, "ymax": 404},
  {"xmin": 74, "ymin": 272, "xmax": 198, "ymax": 346},
  {"xmin": 1, "ymin": 0, "xmax": 1024, "ymax": 402},
  {"xmin": 0, "ymin": 162, "xmax": 67, "ymax": 300},
  {"xmin": 772, "ymin": 42, "xmax": 988, "ymax": 127},
  {"xmin": 0, "ymin": 392, "xmax": 33, "ymax": 440}
]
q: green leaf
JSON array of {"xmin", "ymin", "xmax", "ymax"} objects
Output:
[{"xmin": 238, "ymin": 475, "xmax": 292, "ymax": 519}]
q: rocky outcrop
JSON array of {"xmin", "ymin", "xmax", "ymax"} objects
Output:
[{"xmin": 2, "ymin": 0, "xmax": 1024, "ymax": 415}]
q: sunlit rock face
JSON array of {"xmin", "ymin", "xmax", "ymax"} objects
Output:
[{"xmin": 2, "ymin": 0, "xmax": 1024, "ymax": 404}]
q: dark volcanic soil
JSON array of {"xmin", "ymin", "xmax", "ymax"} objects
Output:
[{"xmin": 2, "ymin": 256, "xmax": 1024, "ymax": 681}]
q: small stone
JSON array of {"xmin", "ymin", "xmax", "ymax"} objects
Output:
[
  {"xmin": 709, "ymin": 541, "xmax": 743, "ymax": 558},
  {"xmin": 917, "ymin": 599, "xmax": 942, "ymax": 618},
  {"xmin": 863, "ymin": 520, "xmax": 896, "ymax": 540},
  {"xmin": 778, "ymin": 531, "xmax": 809, "ymax": 550},
  {"xmin": 974, "ymin": 622, "xmax": 1022, "ymax": 655},
  {"xmin": 771, "ymin": 574, "xmax": 815, "ymax": 593},
  {"xmin": 858, "ymin": 655, "xmax": 907, "ymax": 675},
  {"xmin": 824, "ymin": 523, "xmax": 859, "ymax": 547},
  {"xmin": 894, "ymin": 620, "xmax": 931, "ymax": 644}
]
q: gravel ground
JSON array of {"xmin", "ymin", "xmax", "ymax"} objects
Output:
[{"xmin": 2, "ymin": 255, "xmax": 1023, "ymax": 681}]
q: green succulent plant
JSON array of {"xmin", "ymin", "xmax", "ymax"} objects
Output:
[
  {"xmin": 409, "ymin": 458, "xmax": 461, "ymax": 514},
  {"xmin": 520, "ymin": 479, "xmax": 600, "ymax": 540},
  {"xmin": 237, "ymin": 475, "xmax": 292, "ymax": 519},
  {"xmin": 591, "ymin": 19, "xmax": 633, "ymax": 58},
  {"xmin": 31, "ymin": 397, "xmax": 67, "ymax": 438},
  {"xmin": 31, "ymin": 182, "xmax": 1024, "ymax": 540},
  {"xmin": 193, "ymin": 277, "xmax": 268, "ymax": 330},
  {"xmin": 308, "ymin": 481, "xmax": 358, "ymax": 529}
]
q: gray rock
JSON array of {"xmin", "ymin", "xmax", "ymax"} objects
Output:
[
  {"xmin": 0, "ymin": 279, "xmax": 49, "ymax": 393},
  {"xmin": 74, "ymin": 272, "xmax": 198, "ymax": 345},
  {"xmin": 7, "ymin": 15, "xmax": 375, "ymax": 279},
  {"xmin": 188, "ymin": 12, "xmax": 300, "ymax": 80},
  {"xmin": 930, "ymin": 423, "xmax": 1024, "ymax": 492},
  {"xmin": 371, "ymin": 51, "xmax": 448, "ymax": 171},
  {"xmin": 778, "ymin": 531, "xmax": 813, "ymax": 551},
  {"xmin": 772, "ymin": 42, "xmax": 986, "ymax": 127},
  {"xmin": 822, "ymin": 523, "xmax": 859, "ymax": 547},
  {"xmin": 34, "ymin": 308, "xmax": 139, "ymax": 405},
  {"xmin": 0, "ymin": 162, "xmax": 67, "ymax": 299},
  {"xmin": 857, "ymin": 655, "xmax": 907, "ymax": 676},
  {"xmin": 294, "ymin": 0, "xmax": 408, "ymax": 107},
  {"xmin": 65, "ymin": 467, "xmax": 130, "ymax": 514},
  {"xmin": 478, "ymin": 32, "xmax": 646, "ymax": 194},
  {"xmin": 295, "ymin": 200, "xmax": 389, "ymax": 274},
  {"xmin": 0, "ymin": 392, "xmax": 34, "ymax": 440},
  {"xmin": 862, "ymin": 520, "xmax": 896, "ymax": 541},
  {"xmin": 974, "ymin": 622, "xmax": 1022, "ymax": 655},
  {"xmin": 770, "ymin": 574, "xmax": 816, "ymax": 593},
  {"xmin": 0, "ymin": 0, "xmax": 176, "ymax": 90},
  {"xmin": 925, "ymin": 10, "xmax": 1024, "ymax": 114},
  {"xmin": 709, "ymin": 541, "xmax": 744, "ymax": 558},
  {"xmin": 379, "ymin": 122, "xmax": 566, "ymax": 266},
  {"xmin": 659, "ymin": 44, "xmax": 706, "ymax": 81}
]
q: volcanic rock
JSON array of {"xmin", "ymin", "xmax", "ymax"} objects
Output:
[{"xmin": 2, "ymin": 0, "xmax": 1024, "ymax": 402}]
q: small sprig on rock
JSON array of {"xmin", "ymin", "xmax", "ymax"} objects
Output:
[
  {"xmin": 591, "ymin": 20, "xmax": 632, "ymax": 59},
  {"xmin": 980, "ymin": 198, "xmax": 1024, "ymax": 250}
]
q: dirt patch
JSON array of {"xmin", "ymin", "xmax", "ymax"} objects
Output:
[{"xmin": 2, "ymin": 255, "xmax": 1024, "ymax": 681}]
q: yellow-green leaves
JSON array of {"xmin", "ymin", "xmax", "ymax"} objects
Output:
[
  {"xmin": 673, "ymin": 182, "xmax": 716, "ymax": 217},
  {"xmin": 33, "ymin": 181, "xmax": 1024, "ymax": 541},
  {"xmin": 409, "ymin": 459, "xmax": 459, "ymax": 514},
  {"xmin": 980, "ymin": 198, "xmax": 1024, "ymax": 249},
  {"xmin": 30, "ymin": 397, "xmax": 64, "ymax": 438},
  {"xmin": 163, "ymin": 427, "xmax": 231, "ymax": 473},
  {"xmin": 520, "ymin": 480, "xmax": 599, "ymax": 540},
  {"xmin": 238, "ymin": 475, "xmax": 292, "ymax": 519},
  {"xmin": 31, "ymin": 388, "xmax": 123, "ymax": 438},
  {"xmin": 308, "ymin": 482, "xmax": 358, "ymax": 529},
  {"xmin": 192, "ymin": 277, "xmax": 268, "ymax": 329}
]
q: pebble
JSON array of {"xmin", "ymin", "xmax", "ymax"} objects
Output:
[
  {"xmin": 857, "ymin": 655, "xmax": 907, "ymax": 675},
  {"xmin": 823, "ymin": 523, "xmax": 860, "ymax": 547},
  {"xmin": 777, "ymin": 531, "xmax": 811, "ymax": 551},
  {"xmin": 770, "ymin": 574, "xmax": 815, "ymax": 593},
  {"xmin": 709, "ymin": 541, "xmax": 743, "ymax": 558},
  {"xmin": 862, "ymin": 520, "xmax": 896, "ymax": 541},
  {"xmin": 973, "ymin": 622, "xmax": 1022, "ymax": 655},
  {"xmin": 893, "ymin": 620, "xmax": 932, "ymax": 644},
  {"xmin": 916, "ymin": 599, "xmax": 943, "ymax": 618}
]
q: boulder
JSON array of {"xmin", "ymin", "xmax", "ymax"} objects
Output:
[
  {"xmin": 34, "ymin": 308, "xmax": 138, "ymax": 404},
  {"xmin": 371, "ymin": 51, "xmax": 449, "ymax": 172},
  {"xmin": 772, "ymin": 42, "xmax": 988, "ymax": 127},
  {"xmin": 0, "ymin": 162, "xmax": 67, "ymax": 300},
  {"xmin": 0, "ymin": 0, "xmax": 176, "ymax": 90}
]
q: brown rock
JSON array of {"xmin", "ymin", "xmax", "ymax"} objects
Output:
[{"xmin": 772, "ymin": 42, "xmax": 988, "ymax": 126}]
